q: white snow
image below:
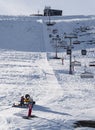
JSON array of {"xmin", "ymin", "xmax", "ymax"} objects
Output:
[{"xmin": 0, "ymin": 15, "xmax": 94, "ymax": 130}]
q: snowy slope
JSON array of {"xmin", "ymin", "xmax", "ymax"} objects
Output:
[
  {"xmin": 0, "ymin": 15, "xmax": 94, "ymax": 130},
  {"xmin": 0, "ymin": 16, "xmax": 45, "ymax": 52},
  {"xmin": 0, "ymin": 51, "xmax": 65, "ymax": 130}
]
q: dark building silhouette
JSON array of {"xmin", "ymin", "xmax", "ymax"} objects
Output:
[{"xmin": 44, "ymin": 7, "xmax": 62, "ymax": 16}]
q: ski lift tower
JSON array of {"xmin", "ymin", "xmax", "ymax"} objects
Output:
[
  {"xmin": 64, "ymin": 33, "xmax": 78, "ymax": 74},
  {"xmin": 44, "ymin": 6, "xmax": 51, "ymax": 26}
]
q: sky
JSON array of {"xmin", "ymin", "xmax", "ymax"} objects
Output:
[{"xmin": 0, "ymin": 0, "xmax": 95, "ymax": 16}]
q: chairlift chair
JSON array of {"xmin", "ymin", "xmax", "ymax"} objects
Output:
[
  {"xmin": 89, "ymin": 61, "xmax": 95, "ymax": 67},
  {"xmin": 73, "ymin": 40, "xmax": 80, "ymax": 44},
  {"xmin": 49, "ymin": 34, "xmax": 52, "ymax": 38},
  {"xmin": 72, "ymin": 60, "xmax": 81, "ymax": 66},
  {"xmin": 80, "ymin": 65, "xmax": 94, "ymax": 78},
  {"xmin": 52, "ymin": 29, "xmax": 58, "ymax": 34},
  {"xmin": 81, "ymin": 49, "xmax": 87, "ymax": 55},
  {"xmin": 46, "ymin": 22, "xmax": 55, "ymax": 26},
  {"xmin": 80, "ymin": 71, "xmax": 94, "ymax": 78},
  {"xmin": 67, "ymin": 49, "xmax": 71, "ymax": 55}
]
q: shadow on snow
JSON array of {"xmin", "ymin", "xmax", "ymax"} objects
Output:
[{"xmin": 34, "ymin": 105, "xmax": 72, "ymax": 116}]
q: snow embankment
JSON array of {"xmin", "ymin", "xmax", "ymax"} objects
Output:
[{"xmin": 0, "ymin": 17, "xmax": 45, "ymax": 52}]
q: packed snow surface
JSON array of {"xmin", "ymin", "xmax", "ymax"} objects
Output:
[{"xmin": 0, "ymin": 15, "xmax": 95, "ymax": 130}]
